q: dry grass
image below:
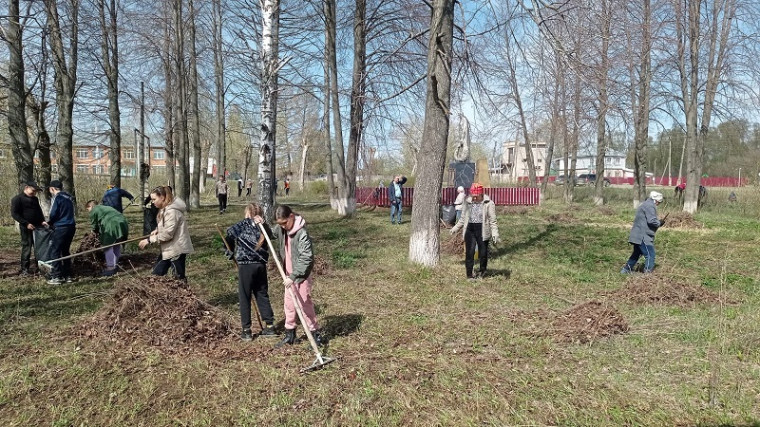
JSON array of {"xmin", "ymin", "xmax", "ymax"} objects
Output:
[{"xmin": 1, "ymin": 193, "xmax": 760, "ymax": 425}]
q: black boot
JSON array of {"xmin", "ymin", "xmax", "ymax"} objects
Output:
[
  {"xmin": 311, "ymin": 329, "xmax": 326, "ymax": 347},
  {"xmin": 275, "ymin": 328, "xmax": 296, "ymax": 348}
]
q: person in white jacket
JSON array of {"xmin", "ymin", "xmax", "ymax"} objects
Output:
[
  {"xmin": 453, "ymin": 186, "xmax": 466, "ymax": 222},
  {"xmin": 139, "ymin": 186, "xmax": 194, "ymax": 280},
  {"xmin": 450, "ymin": 183, "xmax": 500, "ymax": 279}
]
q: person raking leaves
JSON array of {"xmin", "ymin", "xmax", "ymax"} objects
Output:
[
  {"xmin": 621, "ymin": 191, "xmax": 665, "ymax": 274},
  {"xmin": 86, "ymin": 200, "xmax": 129, "ymax": 276},
  {"xmin": 224, "ymin": 203, "xmax": 278, "ymax": 341}
]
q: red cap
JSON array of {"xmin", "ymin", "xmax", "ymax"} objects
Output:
[{"xmin": 470, "ymin": 183, "xmax": 484, "ymax": 196}]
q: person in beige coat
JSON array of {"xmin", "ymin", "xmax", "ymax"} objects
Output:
[
  {"xmin": 450, "ymin": 183, "xmax": 500, "ymax": 279},
  {"xmin": 139, "ymin": 186, "xmax": 194, "ymax": 280}
]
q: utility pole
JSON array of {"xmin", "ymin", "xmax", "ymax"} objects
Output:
[{"xmin": 139, "ymin": 81, "xmax": 146, "ymax": 201}]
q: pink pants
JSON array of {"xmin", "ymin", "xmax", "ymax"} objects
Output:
[
  {"xmin": 104, "ymin": 245, "xmax": 121, "ymax": 269},
  {"xmin": 284, "ymin": 278, "xmax": 318, "ymax": 331}
]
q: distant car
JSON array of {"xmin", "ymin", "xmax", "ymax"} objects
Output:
[
  {"xmin": 578, "ymin": 173, "xmax": 611, "ymax": 187},
  {"xmin": 554, "ymin": 175, "xmax": 577, "ymax": 186}
]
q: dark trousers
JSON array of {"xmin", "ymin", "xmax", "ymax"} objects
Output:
[
  {"xmin": 238, "ymin": 263, "xmax": 275, "ymax": 330},
  {"xmin": 237, "ymin": 187, "xmax": 242, "ymax": 197},
  {"xmin": 49, "ymin": 225, "xmax": 76, "ymax": 279},
  {"xmin": 152, "ymin": 253, "xmax": 187, "ymax": 280},
  {"xmin": 246, "ymin": 188, "xmax": 251, "ymax": 197},
  {"xmin": 464, "ymin": 222, "xmax": 490, "ymax": 277},
  {"xmin": 218, "ymin": 194, "xmax": 228, "ymax": 212},
  {"xmin": 20, "ymin": 227, "xmax": 33, "ymax": 271}
]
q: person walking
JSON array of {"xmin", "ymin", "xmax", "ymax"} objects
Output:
[
  {"xmin": 388, "ymin": 175, "xmax": 407, "ymax": 224},
  {"xmin": 85, "ymin": 200, "xmax": 129, "ymax": 276},
  {"xmin": 245, "ymin": 178, "xmax": 253, "ymax": 197},
  {"xmin": 46, "ymin": 180, "xmax": 77, "ymax": 285},
  {"xmin": 138, "ymin": 186, "xmax": 194, "ymax": 280},
  {"xmin": 215, "ymin": 176, "xmax": 229, "ymax": 214},
  {"xmin": 621, "ymin": 191, "xmax": 664, "ymax": 274},
  {"xmin": 237, "ymin": 177, "xmax": 244, "ymax": 198},
  {"xmin": 284, "ymin": 178, "xmax": 290, "ymax": 197},
  {"xmin": 268, "ymin": 204, "xmax": 324, "ymax": 348},
  {"xmin": 450, "ymin": 182, "xmax": 500, "ymax": 280},
  {"xmin": 453, "ymin": 185, "xmax": 466, "ymax": 223},
  {"xmin": 102, "ymin": 184, "xmax": 135, "ymax": 213},
  {"xmin": 225, "ymin": 203, "xmax": 277, "ymax": 341},
  {"xmin": 10, "ymin": 181, "xmax": 47, "ymax": 276}
]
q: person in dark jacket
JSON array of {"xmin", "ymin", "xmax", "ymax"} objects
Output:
[
  {"xmin": 10, "ymin": 181, "xmax": 47, "ymax": 275},
  {"xmin": 225, "ymin": 203, "xmax": 277, "ymax": 341},
  {"xmin": 47, "ymin": 180, "xmax": 77, "ymax": 285},
  {"xmin": 102, "ymin": 184, "xmax": 135, "ymax": 213},
  {"xmin": 621, "ymin": 191, "xmax": 664, "ymax": 274},
  {"xmin": 388, "ymin": 175, "xmax": 407, "ymax": 224}
]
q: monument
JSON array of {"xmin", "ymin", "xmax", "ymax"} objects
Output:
[{"xmin": 450, "ymin": 114, "xmax": 475, "ymax": 190}]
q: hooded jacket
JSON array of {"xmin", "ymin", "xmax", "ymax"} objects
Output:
[
  {"xmin": 450, "ymin": 194, "xmax": 499, "ymax": 241},
  {"xmin": 273, "ymin": 215, "xmax": 314, "ymax": 284},
  {"xmin": 48, "ymin": 191, "xmax": 76, "ymax": 227},
  {"xmin": 89, "ymin": 205, "xmax": 129, "ymax": 246},
  {"xmin": 148, "ymin": 198, "xmax": 194, "ymax": 259},
  {"xmin": 102, "ymin": 187, "xmax": 134, "ymax": 213},
  {"xmin": 628, "ymin": 198, "xmax": 661, "ymax": 246}
]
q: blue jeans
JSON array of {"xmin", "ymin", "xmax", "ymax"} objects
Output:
[
  {"xmin": 390, "ymin": 202, "xmax": 402, "ymax": 224},
  {"xmin": 623, "ymin": 243, "xmax": 656, "ymax": 273}
]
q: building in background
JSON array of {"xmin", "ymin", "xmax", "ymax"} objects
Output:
[{"xmin": 499, "ymin": 140, "xmax": 548, "ymax": 182}]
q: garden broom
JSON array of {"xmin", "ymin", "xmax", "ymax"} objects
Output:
[{"xmin": 256, "ymin": 221, "xmax": 336, "ymax": 373}]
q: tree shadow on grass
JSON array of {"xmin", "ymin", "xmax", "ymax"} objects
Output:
[
  {"xmin": 492, "ymin": 223, "xmax": 557, "ymax": 258},
  {"xmin": 321, "ymin": 313, "xmax": 364, "ymax": 339},
  {"xmin": 483, "ymin": 269, "xmax": 511, "ymax": 280}
]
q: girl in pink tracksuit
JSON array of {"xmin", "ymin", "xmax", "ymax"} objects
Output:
[{"xmin": 271, "ymin": 205, "xmax": 323, "ymax": 348}]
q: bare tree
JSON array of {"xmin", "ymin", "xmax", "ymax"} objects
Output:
[
  {"xmin": 187, "ymin": 0, "xmax": 202, "ymax": 208},
  {"xmin": 409, "ymin": 0, "xmax": 454, "ymax": 267},
  {"xmin": 98, "ymin": 0, "xmax": 122, "ymax": 188},
  {"xmin": 212, "ymin": 0, "xmax": 226, "ymax": 181},
  {"xmin": 592, "ymin": 0, "xmax": 611, "ymax": 206},
  {"xmin": 258, "ymin": 0, "xmax": 282, "ymax": 221},
  {"xmin": 629, "ymin": 0, "xmax": 652, "ymax": 207},
  {"xmin": 5, "ymin": 0, "xmax": 34, "ymax": 185},
  {"xmin": 44, "ymin": 0, "xmax": 80, "ymax": 202}
]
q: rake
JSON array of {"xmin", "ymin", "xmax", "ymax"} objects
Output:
[
  {"xmin": 256, "ymin": 221, "xmax": 336, "ymax": 373},
  {"xmin": 38, "ymin": 234, "xmax": 151, "ymax": 275},
  {"xmin": 214, "ymin": 223, "xmax": 264, "ymax": 332}
]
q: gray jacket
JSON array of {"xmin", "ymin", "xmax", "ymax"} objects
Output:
[
  {"xmin": 273, "ymin": 215, "xmax": 314, "ymax": 284},
  {"xmin": 628, "ymin": 198, "xmax": 661, "ymax": 245},
  {"xmin": 450, "ymin": 194, "xmax": 499, "ymax": 241}
]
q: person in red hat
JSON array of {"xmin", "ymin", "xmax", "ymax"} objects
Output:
[{"xmin": 449, "ymin": 182, "xmax": 500, "ymax": 279}]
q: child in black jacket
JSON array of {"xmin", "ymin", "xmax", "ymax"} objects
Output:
[{"xmin": 225, "ymin": 203, "xmax": 277, "ymax": 341}]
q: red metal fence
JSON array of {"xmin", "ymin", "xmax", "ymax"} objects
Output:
[{"xmin": 356, "ymin": 187, "xmax": 541, "ymax": 207}]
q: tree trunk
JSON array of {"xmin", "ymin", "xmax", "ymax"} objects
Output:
[
  {"xmin": 44, "ymin": 0, "xmax": 79, "ymax": 203},
  {"xmin": 258, "ymin": 0, "xmax": 281, "ymax": 221},
  {"xmin": 593, "ymin": 0, "xmax": 611, "ymax": 206},
  {"xmin": 342, "ymin": 0, "xmax": 367, "ymax": 216},
  {"xmin": 6, "ymin": 0, "xmax": 34, "ymax": 185},
  {"xmin": 173, "ymin": 0, "xmax": 190, "ymax": 204},
  {"xmin": 409, "ymin": 0, "xmax": 455, "ymax": 267},
  {"xmin": 565, "ymin": 69, "xmax": 581, "ymax": 204},
  {"xmin": 632, "ymin": 0, "xmax": 651, "ymax": 208},
  {"xmin": 163, "ymin": 16, "xmax": 176, "ymax": 189},
  {"xmin": 99, "ymin": 0, "xmax": 122, "ymax": 188},
  {"xmin": 541, "ymin": 55, "xmax": 563, "ymax": 195},
  {"xmin": 188, "ymin": 0, "xmax": 201, "ymax": 208},
  {"xmin": 212, "ymin": 0, "xmax": 226, "ymax": 181},
  {"xmin": 326, "ymin": 0, "xmax": 347, "ymax": 211}
]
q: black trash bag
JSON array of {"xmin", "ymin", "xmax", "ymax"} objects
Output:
[
  {"xmin": 441, "ymin": 205, "xmax": 456, "ymax": 225},
  {"xmin": 33, "ymin": 228, "xmax": 53, "ymax": 262}
]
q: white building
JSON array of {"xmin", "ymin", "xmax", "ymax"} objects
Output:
[
  {"xmin": 553, "ymin": 153, "xmax": 636, "ymax": 178},
  {"xmin": 500, "ymin": 140, "xmax": 548, "ymax": 182}
]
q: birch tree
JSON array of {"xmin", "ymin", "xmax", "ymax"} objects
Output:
[
  {"xmin": 187, "ymin": 0, "xmax": 202, "ymax": 208},
  {"xmin": 258, "ymin": 0, "xmax": 281, "ymax": 221},
  {"xmin": 409, "ymin": 0, "xmax": 454, "ymax": 266},
  {"xmin": 212, "ymin": 0, "xmax": 226, "ymax": 181}
]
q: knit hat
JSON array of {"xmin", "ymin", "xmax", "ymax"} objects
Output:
[
  {"xmin": 650, "ymin": 191, "xmax": 663, "ymax": 202},
  {"xmin": 457, "ymin": 186, "xmax": 464, "ymax": 192},
  {"xmin": 470, "ymin": 182, "xmax": 484, "ymax": 196},
  {"xmin": 48, "ymin": 180, "xmax": 63, "ymax": 190}
]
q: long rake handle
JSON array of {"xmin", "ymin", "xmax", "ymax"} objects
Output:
[
  {"xmin": 215, "ymin": 223, "xmax": 263, "ymax": 331},
  {"xmin": 41, "ymin": 234, "xmax": 151, "ymax": 265},
  {"xmin": 257, "ymin": 222, "xmax": 325, "ymax": 363}
]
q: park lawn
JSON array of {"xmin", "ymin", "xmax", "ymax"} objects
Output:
[{"xmin": 1, "ymin": 190, "xmax": 759, "ymax": 426}]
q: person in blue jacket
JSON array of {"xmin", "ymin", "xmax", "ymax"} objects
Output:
[
  {"xmin": 621, "ymin": 191, "xmax": 665, "ymax": 274},
  {"xmin": 388, "ymin": 175, "xmax": 407, "ymax": 224},
  {"xmin": 102, "ymin": 184, "xmax": 135, "ymax": 213},
  {"xmin": 47, "ymin": 180, "xmax": 77, "ymax": 285}
]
